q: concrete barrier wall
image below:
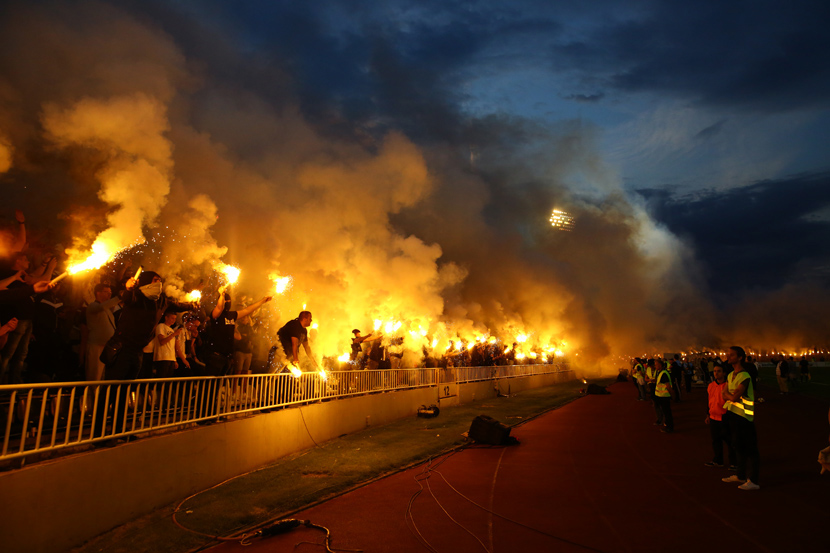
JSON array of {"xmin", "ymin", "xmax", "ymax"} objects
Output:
[{"xmin": 0, "ymin": 372, "xmax": 573, "ymax": 553}]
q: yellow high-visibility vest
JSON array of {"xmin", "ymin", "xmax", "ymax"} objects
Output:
[
  {"xmin": 723, "ymin": 370, "xmax": 754, "ymax": 421},
  {"xmin": 655, "ymin": 369, "xmax": 672, "ymax": 397},
  {"xmin": 633, "ymin": 363, "xmax": 644, "ymax": 378}
]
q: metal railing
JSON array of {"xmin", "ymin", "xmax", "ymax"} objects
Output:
[{"xmin": 0, "ymin": 363, "xmax": 569, "ymax": 462}]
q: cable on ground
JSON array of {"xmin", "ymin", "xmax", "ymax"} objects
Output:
[{"xmin": 405, "ymin": 446, "xmax": 609, "ymax": 553}]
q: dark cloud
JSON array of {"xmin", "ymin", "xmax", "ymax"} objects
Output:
[
  {"xmin": 563, "ymin": 92, "xmax": 605, "ymax": 103},
  {"xmin": 695, "ymin": 119, "xmax": 727, "ymax": 140},
  {"xmin": 638, "ymin": 171, "xmax": 830, "ymax": 296},
  {"xmin": 566, "ymin": 0, "xmax": 830, "ymax": 112}
]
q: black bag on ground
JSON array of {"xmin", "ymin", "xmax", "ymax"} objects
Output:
[{"xmin": 469, "ymin": 414, "xmax": 517, "ymax": 445}]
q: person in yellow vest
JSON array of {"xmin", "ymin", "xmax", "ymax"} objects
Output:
[
  {"xmin": 631, "ymin": 358, "xmax": 647, "ymax": 401},
  {"xmin": 654, "ymin": 358, "xmax": 674, "ymax": 433},
  {"xmin": 721, "ymin": 346, "xmax": 760, "ymax": 490},
  {"xmin": 644, "ymin": 358, "xmax": 661, "ymax": 425}
]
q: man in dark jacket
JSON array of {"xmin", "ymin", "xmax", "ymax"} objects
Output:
[
  {"xmin": 94, "ymin": 270, "xmax": 197, "ymax": 440},
  {"xmin": 670, "ymin": 354, "xmax": 683, "ymax": 402},
  {"xmin": 106, "ymin": 270, "xmax": 197, "ymax": 380}
]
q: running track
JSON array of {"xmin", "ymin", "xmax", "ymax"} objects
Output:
[{"xmin": 208, "ymin": 381, "xmax": 829, "ymax": 553}]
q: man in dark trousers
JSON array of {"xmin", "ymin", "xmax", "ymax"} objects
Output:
[
  {"xmin": 204, "ymin": 284, "xmax": 271, "ymax": 375},
  {"xmin": 721, "ymin": 346, "xmax": 760, "ymax": 490},
  {"xmin": 669, "ymin": 354, "xmax": 683, "ymax": 402},
  {"xmin": 276, "ymin": 311, "xmax": 318, "ymax": 371},
  {"xmin": 97, "ymin": 270, "xmax": 197, "ymax": 439}
]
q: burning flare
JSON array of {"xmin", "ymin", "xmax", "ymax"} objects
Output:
[
  {"xmin": 217, "ymin": 263, "xmax": 240, "ymax": 284},
  {"xmin": 288, "ymin": 364, "xmax": 303, "ymax": 378},
  {"xmin": 68, "ymin": 242, "xmax": 114, "ymax": 274},
  {"xmin": 186, "ymin": 290, "xmax": 202, "ymax": 302},
  {"xmin": 274, "ymin": 275, "xmax": 292, "ymax": 294}
]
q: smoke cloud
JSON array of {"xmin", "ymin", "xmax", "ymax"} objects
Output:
[{"xmin": 0, "ymin": 1, "xmax": 820, "ymax": 374}]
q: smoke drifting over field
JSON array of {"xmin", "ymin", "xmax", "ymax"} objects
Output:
[{"xmin": 0, "ymin": 1, "xmax": 823, "ymax": 369}]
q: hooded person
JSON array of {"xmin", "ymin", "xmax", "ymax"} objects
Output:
[
  {"xmin": 104, "ymin": 270, "xmax": 198, "ymax": 381},
  {"xmin": 92, "ymin": 270, "xmax": 197, "ymax": 440}
]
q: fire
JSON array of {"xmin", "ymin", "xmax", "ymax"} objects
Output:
[
  {"xmin": 318, "ymin": 369, "xmax": 328, "ymax": 381},
  {"xmin": 271, "ymin": 274, "xmax": 293, "ymax": 295},
  {"xmin": 516, "ymin": 334, "xmax": 528, "ymax": 343},
  {"xmin": 288, "ymin": 364, "xmax": 303, "ymax": 378},
  {"xmin": 383, "ymin": 320, "xmax": 402, "ymax": 333},
  {"xmin": 68, "ymin": 241, "xmax": 116, "ymax": 274},
  {"xmin": 432, "ymin": 338, "xmax": 438, "ymax": 348},
  {"xmin": 217, "ymin": 263, "xmax": 240, "ymax": 284},
  {"xmin": 311, "ymin": 322, "xmax": 318, "ymax": 329},
  {"xmin": 515, "ymin": 352, "xmax": 526, "ymax": 360},
  {"xmin": 374, "ymin": 319, "xmax": 382, "ymax": 331},
  {"xmin": 186, "ymin": 290, "xmax": 202, "ymax": 302},
  {"xmin": 338, "ymin": 353, "xmax": 350, "ymax": 362}
]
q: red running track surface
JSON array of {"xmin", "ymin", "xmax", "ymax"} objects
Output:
[{"xmin": 207, "ymin": 381, "xmax": 829, "ymax": 553}]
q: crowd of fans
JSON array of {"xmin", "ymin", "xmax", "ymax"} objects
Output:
[
  {"xmin": 0, "ymin": 211, "xmax": 566, "ymax": 387},
  {"xmin": 1, "ymin": 212, "xmax": 822, "ymax": 388},
  {"xmin": 0, "ymin": 211, "xmax": 276, "ymax": 385}
]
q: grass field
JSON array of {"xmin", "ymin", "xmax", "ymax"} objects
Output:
[{"xmin": 757, "ymin": 365, "xmax": 830, "ymax": 400}]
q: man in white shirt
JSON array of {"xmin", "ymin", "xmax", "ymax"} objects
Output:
[{"xmin": 153, "ymin": 310, "xmax": 183, "ymax": 378}]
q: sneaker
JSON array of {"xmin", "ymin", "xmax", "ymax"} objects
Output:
[
  {"xmin": 704, "ymin": 461, "xmax": 723, "ymax": 468},
  {"xmin": 722, "ymin": 475, "xmax": 746, "ymax": 483},
  {"xmin": 738, "ymin": 480, "xmax": 760, "ymax": 491}
]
